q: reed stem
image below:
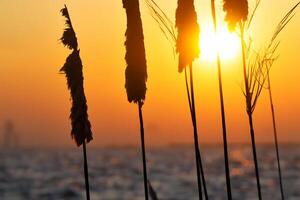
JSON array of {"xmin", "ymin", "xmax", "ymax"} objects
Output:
[
  {"xmin": 82, "ymin": 141, "xmax": 90, "ymax": 200},
  {"xmin": 210, "ymin": 1, "xmax": 232, "ymax": 199},
  {"xmin": 185, "ymin": 68, "xmax": 193, "ymax": 118},
  {"xmin": 138, "ymin": 101, "xmax": 149, "ymax": 200},
  {"xmin": 267, "ymin": 73, "xmax": 284, "ymax": 200},
  {"xmin": 247, "ymin": 113, "xmax": 262, "ymax": 200},
  {"xmin": 185, "ymin": 68, "xmax": 202, "ymax": 199},
  {"xmin": 188, "ymin": 64, "xmax": 209, "ymax": 200},
  {"xmin": 240, "ymin": 22, "xmax": 262, "ymax": 200},
  {"xmin": 189, "ymin": 65, "xmax": 202, "ymax": 200},
  {"xmin": 197, "ymin": 145, "xmax": 209, "ymax": 200}
]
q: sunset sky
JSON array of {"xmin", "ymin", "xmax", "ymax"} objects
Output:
[{"xmin": 0, "ymin": 0, "xmax": 300, "ymax": 147}]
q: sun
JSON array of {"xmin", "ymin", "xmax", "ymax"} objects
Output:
[{"xmin": 200, "ymin": 24, "xmax": 240, "ymax": 61}]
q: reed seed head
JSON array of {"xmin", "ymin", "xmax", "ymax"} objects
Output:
[
  {"xmin": 175, "ymin": 0, "xmax": 200, "ymax": 72},
  {"xmin": 123, "ymin": 0, "xmax": 148, "ymax": 105},
  {"xmin": 60, "ymin": 6, "xmax": 93, "ymax": 146},
  {"xmin": 60, "ymin": 5, "xmax": 78, "ymax": 50},
  {"xmin": 223, "ymin": 0, "xmax": 248, "ymax": 31}
]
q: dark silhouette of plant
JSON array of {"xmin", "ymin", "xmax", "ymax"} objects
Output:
[
  {"xmin": 224, "ymin": 1, "xmax": 299, "ymax": 199},
  {"xmin": 144, "ymin": 0, "xmax": 176, "ymax": 55},
  {"xmin": 59, "ymin": 5, "xmax": 92, "ymax": 200},
  {"xmin": 223, "ymin": 0, "xmax": 248, "ymax": 31},
  {"xmin": 148, "ymin": 181, "xmax": 159, "ymax": 200},
  {"xmin": 176, "ymin": 0, "xmax": 200, "ymax": 73},
  {"xmin": 254, "ymin": 4, "xmax": 300, "ymax": 199},
  {"xmin": 122, "ymin": 0, "xmax": 150, "ymax": 199},
  {"xmin": 210, "ymin": 1, "xmax": 232, "ymax": 199},
  {"xmin": 223, "ymin": 0, "xmax": 263, "ymax": 199},
  {"xmin": 144, "ymin": 0, "xmax": 209, "ymax": 199},
  {"xmin": 175, "ymin": 0, "xmax": 208, "ymax": 199}
]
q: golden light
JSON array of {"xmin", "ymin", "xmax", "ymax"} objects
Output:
[{"xmin": 200, "ymin": 24, "xmax": 240, "ymax": 61}]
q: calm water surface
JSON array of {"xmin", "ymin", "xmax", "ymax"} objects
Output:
[{"xmin": 0, "ymin": 145, "xmax": 299, "ymax": 200}]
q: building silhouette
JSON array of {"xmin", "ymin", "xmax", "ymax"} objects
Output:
[{"xmin": 2, "ymin": 120, "xmax": 19, "ymax": 148}]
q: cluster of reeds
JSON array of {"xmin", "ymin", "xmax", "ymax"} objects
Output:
[
  {"xmin": 222, "ymin": 1, "xmax": 300, "ymax": 199},
  {"xmin": 143, "ymin": 0, "xmax": 299, "ymax": 200},
  {"xmin": 57, "ymin": 1, "xmax": 300, "ymax": 200},
  {"xmin": 247, "ymin": 3, "xmax": 300, "ymax": 199}
]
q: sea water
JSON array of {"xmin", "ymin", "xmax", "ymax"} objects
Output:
[{"xmin": 0, "ymin": 145, "xmax": 299, "ymax": 200}]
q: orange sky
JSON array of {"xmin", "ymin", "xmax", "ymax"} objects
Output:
[{"xmin": 0, "ymin": 0, "xmax": 300, "ymax": 147}]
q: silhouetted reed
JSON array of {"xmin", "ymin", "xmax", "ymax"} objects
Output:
[
  {"xmin": 254, "ymin": 4, "xmax": 300, "ymax": 199},
  {"xmin": 223, "ymin": 0, "xmax": 263, "ymax": 198},
  {"xmin": 176, "ymin": 0, "xmax": 208, "ymax": 199},
  {"xmin": 223, "ymin": 0, "xmax": 248, "ymax": 32},
  {"xmin": 145, "ymin": 0, "xmax": 208, "ymax": 198},
  {"xmin": 264, "ymin": 22, "xmax": 285, "ymax": 200},
  {"xmin": 59, "ymin": 5, "xmax": 92, "ymax": 200},
  {"xmin": 210, "ymin": 1, "xmax": 232, "ymax": 199},
  {"xmin": 223, "ymin": 1, "xmax": 299, "ymax": 199},
  {"xmin": 122, "ymin": 0, "xmax": 150, "ymax": 199},
  {"xmin": 176, "ymin": 0, "xmax": 200, "ymax": 72},
  {"xmin": 148, "ymin": 181, "xmax": 159, "ymax": 200},
  {"xmin": 144, "ymin": 0, "xmax": 176, "ymax": 55}
]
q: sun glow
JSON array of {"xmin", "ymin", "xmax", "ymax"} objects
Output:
[{"xmin": 200, "ymin": 24, "xmax": 240, "ymax": 61}]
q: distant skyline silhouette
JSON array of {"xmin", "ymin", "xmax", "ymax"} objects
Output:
[{"xmin": 1, "ymin": 120, "xmax": 19, "ymax": 148}]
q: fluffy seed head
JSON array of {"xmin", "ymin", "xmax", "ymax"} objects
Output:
[
  {"xmin": 175, "ymin": 0, "xmax": 200, "ymax": 72},
  {"xmin": 123, "ymin": 0, "xmax": 148, "ymax": 105},
  {"xmin": 223, "ymin": 0, "xmax": 249, "ymax": 31}
]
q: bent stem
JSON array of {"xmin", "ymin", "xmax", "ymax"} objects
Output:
[
  {"xmin": 82, "ymin": 141, "xmax": 90, "ymax": 200},
  {"xmin": 210, "ymin": 1, "xmax": 232, "ymax": 199},
  {"xmin": 267, "ymin": 73, "xmax": 284, "ymax": 200},
  {"xmin": 138, "ymin": 101, "xmax": 149, "ymax": 200},
  {"xmin": 240, "ymin": 22, "xmax": 262, "ymax": 200}
]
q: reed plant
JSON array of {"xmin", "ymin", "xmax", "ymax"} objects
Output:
[
  {"xmin": 144, "ymin": 0, "xmax": 209, "ymax": 199},
  {"xmin": 175, "ymin": 0, "xmax": 208, "ymax": 199},
  {"xmin": 210, "ymin": 1, "xmax": 232, "ymax": 199},
  {"xmin": 122, "ymin": 0, "xmax": 150, "ymax": 199},
  {"xmin": 59, "ymin": 5, "xmax": 92, "ymax": 200},
  {"xmin": 148, "ymin": 180, "xmax": 159, "ymax": 200},
  {"xmin": 254, "ymin": 3, "xmax": 300, "ymax": 199},
  {"xmin": 223, "ymin": 1, "xmax": 299, "ymax": 199},
  {"xmin": 136, "ymin": 1, "xmax": 299, "ymax": 199},
  {"xmin": 222, "ymin": 0, "xmax": 265, "ymax": 199}
]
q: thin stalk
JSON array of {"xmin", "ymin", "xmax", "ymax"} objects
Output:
[
  {"xmin": 138, "ymin": 101, "xmax": 149, "ymax": 200},
  {"xmin": 211, "ymin": 1, "xmax": 232, "ymax": 199},
  {"xmin": 240, "ymin": 22, "xmax": 262, "ymax": 200},
  {"xmin": 197, "ymin": 143, "xmax": 209, "ymax": 200},
  {"xmin": 185, "ymin": 67, "xmax": 202, "ymax": 200},
  {"xmin": 82, "ymin": 141, "xmax": 90, "ymax": 200},
  {"xmin": 247, "ymin": 113, "xmax": 262, "ymax": 200},
  {"xmin": 267, "ymin": 73, "xmax": 284, "ymax": 200},
  {"xmin": 189, "ymin": 64, "xmax": 209, "ymax": 200},
  {"xmin": 185, "ymin": 68, "xmax": 193, "ymax": 118}
]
